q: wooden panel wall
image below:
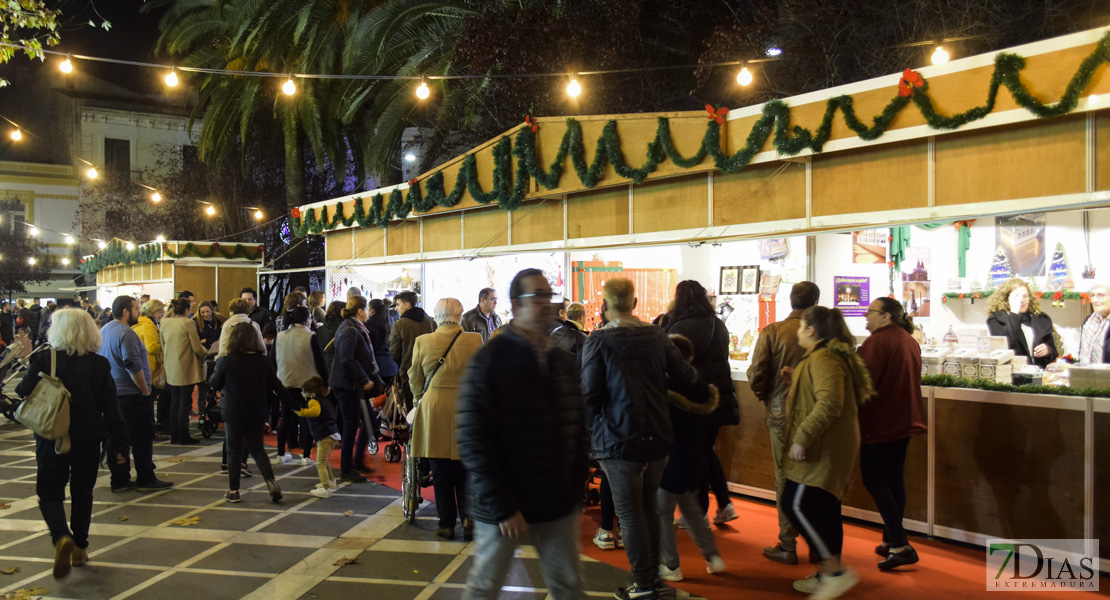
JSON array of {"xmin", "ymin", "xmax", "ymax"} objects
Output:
[
  {"xmin": 933, "ymin": 399, "xmax": 1084, "ymax": 539},
  {"xmin": 216, "ymin": 266, "xmax": 258, "ymax": 309},
  {"xmin": 352, "ymin": 227, "xmax": 385, "ymax": 259},
  {"xmin": 327, "ymin": 230, "xmax": 353, "ymax": 262},
  {"xmin": 386, "ymin": 220, "xmax": 420, "ymax": 256},
  {"xmin": 632, "ymin": 174, "xmax": 708, "ymax": 233},
  {"xmin": 936, "ymin": 117, "xmax": 1086, "ymax": 206},
  {"xmin": 463, "ymin": 208, "xmax": 508, "ymax": 249},
  {"xmin": 567, "ymin": 186, "xmax": 628, "ymax": 239},
  {"xmin": 1098, "ymin": 111, "xmax": 1110, "ymax": 192},
  {"xmin": 511, "ymin": 199, "xmax": 563, "ymax": 245},
  {"xmin": 813, "ymin": 141, "xmax": 928, "ymax": 216},
  {"xmin": 173, "ymin": 265, "xmax": 216, "ymax": 308},
  {"xmin": 718, "ymin": 384, "xmax": 775, "ymax": 490},
  {"xmin": 841, "ymin": 435, "xmax": 928, "ymax": 522},
  {"xmin": 714, "ymin": 162, "xmax": 806, "ymax": 226},
  {"xmin": 422, "ymin": 213, "xmax": 463, "ymax": 253}
]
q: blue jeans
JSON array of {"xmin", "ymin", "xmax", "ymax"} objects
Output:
[
  {"xmin": 600, "ymin": 458, "xmax": 667, "ymax": 589},
  {"xmin": 463, "ymin": 509, "xmax": 585, "ymax": 600},
  {"xmin": 107, "ymin": 394, "xmax": 156, "ymax": 486}
]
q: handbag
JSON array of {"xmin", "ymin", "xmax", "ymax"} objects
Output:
[
  {"xmin": 15, "ymin": 346, "xmax": 71, "ymax": 454},
  {"xmin": 151, "ymin": 363, "xmax": 167, "ymax": 389},
  {"xmin": 405, "ymin": 331, "xmax": 462, "ymax": 425}
]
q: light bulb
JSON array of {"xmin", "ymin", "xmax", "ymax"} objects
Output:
[
  {"xmin": 10, "ymin": 129, "xmax": 21, "ymax": 141},
  {"xmin": 125, "ymin": 242, "xmax": 134, "ymax": 250},
  {"xmin": 59, "ymin": 57, "xmax": 72, "ymax": 73},
  {"xmin": 415, "ymin": 81, "xmax": 430, "ymax": 100},
  {"xmin": 404, "ymin": 153, "xmax": 416, "ymax": 162},
  {"xmin": 931, "ymin": 46, "xmax": 950, "ymax": 65},
  {"xmin": 151, "ymin": 192, "xmax": 162, "ymax": 202},
  {"xmin": 1090, "ymin": 94, "xmax": 1100, "ymax": 106},
  {"xmin": 155, "ymin": 235, "xmax": 165, "ymax": 243},
  {"xmin": 254, "ymin": 210, "xmax": 263, "ymax": 220},
  {"xmin": 27, "ymin": 226, "xmax": 38, "ymax": 236},
  {"xmin": 27, "ymin": 257, "xmax": 35, "ymax": 265},
  {"xmin": 736, "ymin": 67, "xmax": 753, "ymax": 86},
  {"xmin": 86, "ymin": 166, "xmax": 98, "ymax": 179},
  {"xmin": 64, "ymin": 235, "xmax": 74, "ymax": 245},
  {"xmin": 96, "ymin": 240, "xmax": 106, "ymax": 249},
  {"xmin": 566, "ymin": 78, "xmax": 581, "ymax": 97},
  {"xmin": 282, "ymin": 78, "xmax": 296, "ymax": 95},
  {"xmin": 205, "ymin": 205, "xmax": 216, "ymax": 216},
  {"xmin": 61, "ymin": 257, "xmax": 70, "ymax": 266},
  {"xmin": 165, "ymin": 70, "xmax": 178, "ymax": 87}
]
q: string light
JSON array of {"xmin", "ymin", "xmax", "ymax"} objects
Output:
[
  {"xmin": 59, "ymin": 56, "xmax": 72, "ymax": 73},
  {"xmin": 61, "ymin": 257, "xmax": 69, "ymax": 266},
  {"xmin": 566, "ymin": 77, "xmax": 581, "ymax": 98},
  {"xmin": 124, "ymin": 242, "xmax": 135, "ymax": 250},
  {"xmin": 164, "ymin": 68, "xmax": 178, "ymax": 87},
  {"xmin": 86, "ymin": 166, "xmax": 98, "ymax": 179},
  {"xmin": 9, "ymin": 129, "xmax": 21, "ymax": 141},
  {"xmin": 64, "ymin": 235, "xmax": 74, "ymax": 245},
  {"xmin": 736, "ymin": 66, "xmax": 753, "ymax": 86},
  {"xmin": 27, "ymin": 257, "xmax": 35, "ymax": 265},
  {"xmin": 96, "ymin": 240, "xmax": 106, "ymax": 249},
  {"xmin": 415, "ymin": 77, "xmax": 430, "ymax": 100},
  {"xmin": 931, "ymin": 46, "xmax": 950, "ymax": 65},
  {"xmin": 151, "ymin": 191, "xmax": 162, "ymax": 202},
  {"xmin": 155, "ymin": 235, "xmax": 165, "ymax": 243},
  {"xmin": 282, "ymin": 77, "xmax": 296, "ymax": 96},
  {"xmin": 205, "ymin": 205, "xmax": 216, "ymax": 216},
  {"xmin": 404, "ymin": 153, "xmax": 416, "ymax": 162},
  {"xmin": 254, "ymin": 209, "xmax": 263, "ymax": 220},
  {"xmin": 27, "ymin": 226, "xmax": 38, "ymax": 236}
]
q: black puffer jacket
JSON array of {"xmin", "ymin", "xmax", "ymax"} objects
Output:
[
  {"xmin": 580, "ymin": 317, "xmax": 706, "ymax": 462},
  {"xmin": 666, "ymin": 312, "xmax": 740, "ymax": 429},
  {"xmin": 457, "ymin": 325, "xmax": 588, "ymax": 525},
  {"xmin": 550, "ymin": 320, "xmax": 588, "ymax": 354},
  {"xmin": 210, "ymin": 352, "xmax": 289, "ymax": 425}
]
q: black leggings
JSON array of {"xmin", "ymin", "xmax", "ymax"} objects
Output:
[
  {"xmin": 168, "ymin": 384, "xmax": 195, "ymax": 441},
  {"xmin": 278, "ymin": 387, "xmax": 312, "ymax": 456},
  {"xmin": 699, "ymin": 424, "xmax": 731, "ymax": 513},
  {"xmin": 860, "ymin": 437, "xmax": 911, "ymax": 547},
  {"xmin": 599, "ymin": 469, "xmax": 616, "ymax": 531},
  {"xmin": 225, "ymin": 420, "xmax": 275, "ymax": 491},
  {"xmin": 781, "ymin": 480, "xmax": 843, "ymax": 560},
  {"xmin": 429, "ymin": 458, "xmax": 467, "ymax": 529}
]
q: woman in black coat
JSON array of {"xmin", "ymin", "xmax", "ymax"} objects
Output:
[
  {"xmin": 327, "ymin": 295, "xmax": 383, "ymax": 483},
  {"xmin": 665, "ymin": 280, "xmax": 741, "ymax": 524},
  {"xmin": 210, "ymin": 322, "xmax": 288, "ymax": 504},
  {"xmin": 985, "ymin": 278, "xmax": 1059, "ymax": 368},
  {"xmin": 15, "ymin": 309, "xmax": 129, "ymax": 579}
]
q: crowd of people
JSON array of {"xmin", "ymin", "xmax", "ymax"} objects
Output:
[{"xmin": 5, "ymin": 271, "xmax": 940, "ymax": 600}]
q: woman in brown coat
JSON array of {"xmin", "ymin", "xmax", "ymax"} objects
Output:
[
  {"xmin": 161, "ymin": 298, "xmax": 208, "ymax": 444},
  {"xmin": 781, "ymin": 306, "xmax": 873, "ymax": 600},
  {"xmin": 408, "ymin": 297, "xmax": 483, "ymax": 541}
]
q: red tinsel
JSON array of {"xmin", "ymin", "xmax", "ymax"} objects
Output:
[
  {"xmin": 291, "ymin": 207, "xmax": 301, "ymax": 218},
  {"xmin": 705, "ymin": 104, "xmax": 729, "ymax": 126},
  {"xmin": 524, "ymin": 114, "xmax": 539, "ymax": 133},
  {"xmin": 898, "ymin": 68, "xmax": 924, "ymax": 97}
]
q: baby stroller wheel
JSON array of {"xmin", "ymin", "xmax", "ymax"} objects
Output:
[
  {"xmin": 200, "ymin": 422, "xmax": 213, "ymax": 439},
  {"xmin": 385, "ymin": 443, "xmax": 401, "ymax": 463},
  {"xmin": 587, "ymin": 488, "xmax": 601, "ymax": 505},
  {"xmin": 368, "ymin": 438, "xmax": 379, "ymax": 455}
]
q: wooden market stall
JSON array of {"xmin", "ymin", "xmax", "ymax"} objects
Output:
[
  {"xmin": 292, "ymin": 27, "xmax": 1110, "ymax": 559},
  {"xmin": 81, "ymin": 239, "xmax": 264, "ymax": 308}
]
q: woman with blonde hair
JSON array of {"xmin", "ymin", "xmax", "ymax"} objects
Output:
[
  {"xmin": 133, "ymin": 299, "xmax": 169, "ymax": 436},
  {"xmin": 16, "ymin": 309, "xmax": 129, "ymax": 579},
  {"xmin": 308, "ymin": 291, "xmax": 327, "ymax": 325},
  {"xmin": 409, "ymin": 298, "xmax": 483, "ymax": 540},
  {"xmin": 986, "ymin": 278, "xmax": 1059, "ymax": 368}
]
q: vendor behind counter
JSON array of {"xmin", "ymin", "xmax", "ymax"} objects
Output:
[{"xmin": 986, "ymin": 278, "xmax": 1058, "ymax": 368}]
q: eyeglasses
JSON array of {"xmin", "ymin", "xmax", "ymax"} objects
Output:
[{"xmin": 513, "ymin": 291, "xmax": 563, "ymax": 302}]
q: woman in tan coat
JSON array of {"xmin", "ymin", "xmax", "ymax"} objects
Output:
[
  {"xmin": 781, "ymin": 306, "xmax": 873, "ymax": 600},
  {"xmin": 161, "ymin": 298, "xmax": 208, "ymax": 445},
  {"xmin": 408, "ymin": 297, "xmax": 483, "ymax": 541}
]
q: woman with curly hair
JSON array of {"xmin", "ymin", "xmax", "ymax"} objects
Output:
[{"xmin": 986, "ymin": 278, "xmax": 1058, "ymax": 368}]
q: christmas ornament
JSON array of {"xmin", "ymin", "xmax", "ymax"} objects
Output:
[
  {"xmin": 989, "ymin": 245, "xmax": 1012, "ymax": 286},
  {"xmin": 1047, "ymin": 242, "xmax": 1070, "ymax": 291},
  {"xmin": 898, "ymin": 68, "xmax": 925, "ymax": 97},
  {"xmin": 705, "ymin": 104, "xmax": 730, "ymax": 126}
]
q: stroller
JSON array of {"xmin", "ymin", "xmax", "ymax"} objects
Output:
[
  {"xmin": 198, "ymin": 358, "xmax": 223, "ymax": 438},
  {"xmin": 0, "ymin": 342, "xmax": 48, "ymax": 422},
  {"xmin": 375, "ymin": 383, "xmax": 410, "ymax": 463}
]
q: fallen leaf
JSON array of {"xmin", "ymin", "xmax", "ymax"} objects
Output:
[
  {"xmin": 118, "ymin": 516, "xmax": 130, "ymax": 522},
  {"xmin": 166, "ymin": 457, "xmax": 188, "ymax": 463},
  {"xmin": 342, "ymin": 510, "xmax": 354, "ymax": 517},
  {"xmin": 333, "ymin": 556, "xmax": 357, "ymax": 567},
  {"xmin": 171, "ymin": 516, "xmax": 201, "ymax": 527},
  {"xmin": 0, "ymin": 503, "xmax": 10, "ymax": 510},
  {"xmin": 0, "ymin": 587, "xmax": 48, "ymax": 600},
  {"xmin": 0, "ymin": 567, "xmax": 20, "ymax": 574}
]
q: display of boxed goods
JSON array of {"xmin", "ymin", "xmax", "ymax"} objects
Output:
[
  {"xmin": 977, "ymin": 336, "xmax": 1009, "ymax": 353},
  {"xmin": 961, "ymin": 358, "xmax": 981, "ymax": 378},
  {"xmin": 978, "ymin": 363, "xmax": 1013, "ymax": 383},
  {"xmin": 979, "ymin": 348, "xmax": 1015, "ymax": 365},
  {"xmin": 921, "ymin": 346, "xmax": 952, "ymax": 365},
  {"xmin": 1067, "ymin": 364, "xmax": 1110, "ymax": 389}
]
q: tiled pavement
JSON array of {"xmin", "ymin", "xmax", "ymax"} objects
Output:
[{"xmin": 0, "ymin": 419, "xmax": 703, "ymax": 600}]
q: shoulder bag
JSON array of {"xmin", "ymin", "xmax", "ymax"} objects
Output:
[
  {"xmin": 405, "ymin": 331, "xmax": 462, "ymax": 425},
  {"xmin": 15, "ymin": 347, "xmax": 72, "ymax": 454}
]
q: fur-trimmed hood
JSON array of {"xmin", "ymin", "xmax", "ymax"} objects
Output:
[
  {"xmin": 667, "ymin": 383, "xmax": 719, "ymax": 415},
  {"xmin": 822, "ymin": 339, "xmax": 875, "ymax": 406}
]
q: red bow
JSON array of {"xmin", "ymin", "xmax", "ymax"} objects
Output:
[
  {"xmin": 291, "ymin": 207, "xmax": 301, "ymax": 218},
  {"xmin": 898, "ymin": 68, "xmax": 924, "ymax": 97},
  {"xmin": 406, "ymin": 178, "xmax": 417, "ymax": 188},
  {"xmin": 524, "ymin": 114, "xmax": 538, "ymax": 133},
  {"xmin": 705, "ymin": 104, "xmax": 730, "ymax": 126}
]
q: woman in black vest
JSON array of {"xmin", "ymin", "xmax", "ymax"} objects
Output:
[{"xmin": 986, "ymin": 278, "xmax": 1058, "ymax": 368}]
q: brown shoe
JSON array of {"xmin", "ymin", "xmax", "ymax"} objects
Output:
[
  {"xmin": 435, "ymin": 527, "xmax": 455, "ymax": 540},
  {"xmin": 763, "ymin": 543, "xmax": 799, "ymax": 565},
  {"xmin": 71, "ymin": 546, "xmax": 88, "ymax": 567},
  {"xmin": 53, "ymin": 536, "xmax": 75, "ymax": 579}
]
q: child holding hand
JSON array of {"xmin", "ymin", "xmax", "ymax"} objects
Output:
[{"xmin": 296, "ymin": 377, "xmax": 340, "ymax": 498}]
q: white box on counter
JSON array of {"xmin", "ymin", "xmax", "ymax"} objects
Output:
[
  {"xmin": 979, "ymin": 363, "xmax": 1012, "ymax": 383},
  {"xmin": 921, "ymin": 346, "xmax": 952, "ymax": 365},
  {"xmin": 979, "ymin": 349, "xmax": 1015, "ymax": 365},
  {"xmin": 1069, "ymin": 365, "xmax": 1110, "ymax": 390}
]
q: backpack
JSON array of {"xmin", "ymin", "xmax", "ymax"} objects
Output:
[{"xmin": 15, "ymin": 347, "xmax": 71, "ymax": 454}]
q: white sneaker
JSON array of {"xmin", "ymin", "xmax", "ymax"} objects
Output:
[
  {"xmin": 793, "ymin": 572, "xmax": 823, "ymax": 594},
  {"xmin": 280, "ymin": 453, "xmax": 297, "ymax": 464},
  {"xmin": 659, "ymin": 564, "xmax": 683, "ymax": 581},
  {"xmin": 310, "ymin": 486, "xmax": 332, "ymax": 499},
  {"xmin": 299, "ymin": 456, "xmax": 312, "ymax": 466},
  {"xmin": 811, "ymin": 568, "xmax": 859, "ymax": 600},
  {"xmin": 328, "ymin": 478, "xmax": 337, "ymax": 489},
  {"xmin": 713, "ymin": 503, "xmax": 739, "ymax": 524},
  {"xmin": 592, "ymin": 528, "xmax": 616, "ymax": 550},
  {"xmin": 706, "ymin": 555, "xmax": 726, "ymax": 574}
]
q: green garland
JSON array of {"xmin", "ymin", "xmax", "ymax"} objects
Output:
[
  {"xmin": 923, "ymin": 374, "xmax": 1110, "ymax": 398},
  {"xmin": 291, "ymin": 32, "xmax": 1110, "ymax": 237},
  {"xmin": 80, "ymin": 241, "xmax": 265, "ymax": 275},
  {"xmin": 941, "ymin": 290, "xmax": 1091, "ymax": 303}
]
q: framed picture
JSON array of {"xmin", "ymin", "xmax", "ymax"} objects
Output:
[
  {"xmin": 740, "ymin": 265, "xmax": 761, "ymax": 294},
  {"xmin": 720, "ymin": 266, "xmax": 740, "ymax": 295}
]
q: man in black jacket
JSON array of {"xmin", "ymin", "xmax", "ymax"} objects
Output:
[
  {"xmin": 580, "ymin": 278, "xmax": 706, "ymax": 600},
  {"xmin": 550, "ymin": 301, "xmax": 588, "ymax": 354},
  {"xmin": 457, "ymin": 268, "xmax": 588, "ymax": 600},
  {"xmin": 0, "ymin": 301, "xmax": 12, "ymax": 346},
  {"xmin": 459, "ymin": 287, "xmax": 501, "ymax": 343}
]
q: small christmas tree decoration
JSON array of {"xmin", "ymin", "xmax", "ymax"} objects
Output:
[
  {"xmin": 970, "ymin": 277, "xmax": 983, "ymax": 294},
  {"xmin": 989, "ymin": 245, "xmax": 1012, "ymax": 286},
  {"xmin": 1047, "ymin": 242, "xmax": 1070, "ymax": 291},
  {"xmin": 943, "ymin": 326, "xmax": 959, "ymax": 346}
]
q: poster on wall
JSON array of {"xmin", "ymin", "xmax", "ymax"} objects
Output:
[
  {"xmin": 833, "ymin": 276, "xmax": 870, "ymax": 317},
  {"xmin": 995, "ymin": 213, "xmax": 1046, "ymax": 277},
  {"xmin": 902, "ymin": 281, "xmax": 931, "ymax": 317},
  {"xmin": 852, "ymin": 231, "xmax": 888, "ymax": 264}
]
